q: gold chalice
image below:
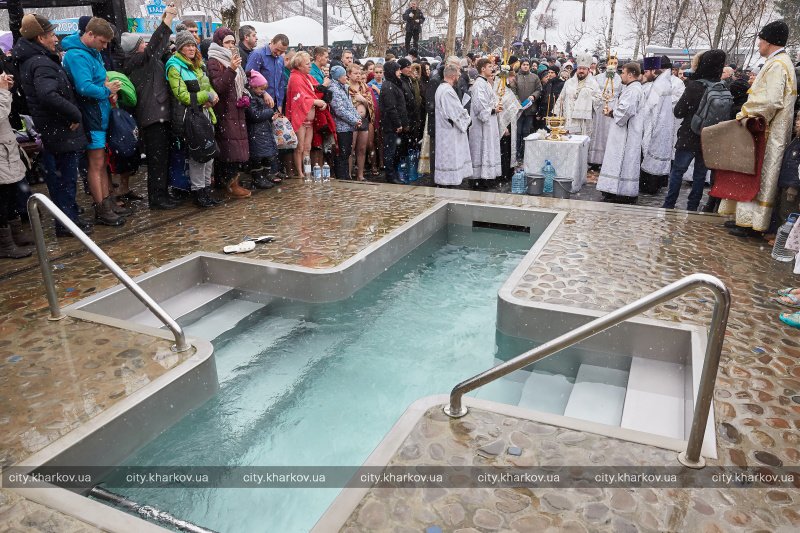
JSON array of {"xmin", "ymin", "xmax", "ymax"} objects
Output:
[{"xmin": 545, "ymin": 116, "xmax": 567, "ymax": 141}]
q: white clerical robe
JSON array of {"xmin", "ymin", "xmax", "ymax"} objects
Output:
[
  {"xmin": 641, "ymin": 70, "xmax": 677, "ymax": 176},
  {"xmin": 589, "ymin": 72, "xmax": 622, "ymax": 165},
  {"xmin": 597, "ymin": 81, "xmax": 645, "ymax": 197},
  {"xmin": 554, "ymin": 74, "xmax": 601, "ymax": 136},
  {"xmin": 469, "ymin": 76, "xmax": 501, "ymax": 179},
  {"xmin": 434, "ymin": 82, "xmax": 473, "ymax": 185},
  {"xmin": 719, "ymin": 51, "xmax": 798, "ymax": 231}
]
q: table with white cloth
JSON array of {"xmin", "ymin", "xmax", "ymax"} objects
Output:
[{"xmin": 523, "ymin": 134, "xmax": 590, "ymax": 193}]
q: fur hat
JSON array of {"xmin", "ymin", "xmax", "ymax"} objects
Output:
[
  {"xmin": 758, "ymin": 20, "xmax": 789, "ymax": 47},
  {"xmin": 120, "ymin": 33, "xmax": 144, "ymax": 55},
  {"xmin": 174, "ymin": 31, "xmax": 197, "ymax": 52},
  {"xmin": 20, "ymin": 14, "xmax": 55, "ymax": 40}
]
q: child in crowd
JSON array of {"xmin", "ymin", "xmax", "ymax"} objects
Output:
[{"xmin": 245, "ymin": 70, "xmax": 280, "ymax": 189}]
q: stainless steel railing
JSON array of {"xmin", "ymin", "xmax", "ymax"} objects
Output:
[
  {"xmin": 444, "ymin": 273, "xmax": 730, "ymax": 469},
  {"xmin": 27, "ymin": 193, "xmax": 191, "ymax": 353}
]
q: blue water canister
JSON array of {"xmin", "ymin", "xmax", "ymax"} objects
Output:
[
  {"xmin": 771, "ymin": 213, "xmax": 799, "ymax": 262},
  {"xmin": 511, "ymin": 169, "xmax": 527, "ymax": 194},
  {"xmin": 542, "ymin": 160, "xmax": 556, "ymax": 194}
]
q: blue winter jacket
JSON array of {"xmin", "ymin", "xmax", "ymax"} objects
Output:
[
  {"xmin": 329, "ymin": 80, "xmax": 361, "ymax": 133},
  {"xmin": 61, "ymin": 33, "xmax": 112, "ymax": 133},
  {"xmin": 245, "ymin": 89, "xmax": 278, "ymax": 160}
]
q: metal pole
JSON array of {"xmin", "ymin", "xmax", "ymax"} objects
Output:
[
  {"xmin": 444, "ymin": 274, "xmax": 730, "ymax": 469},
  {"xmin": 322, "ymin": 0, "xmax": 328, "ymax": 46},
  {"xmin": 26, "ymin": 194, "xmax": 191, "ymax": 353}
]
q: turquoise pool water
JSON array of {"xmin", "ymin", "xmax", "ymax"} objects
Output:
[{"xmin": 103, "ymin": 224, "xmax": 538, "ymax": 532}]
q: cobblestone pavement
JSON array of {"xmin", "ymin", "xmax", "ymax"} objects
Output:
[{"xmin": 1, "ymin": 177, "xmax": 797, "ymax": 532}]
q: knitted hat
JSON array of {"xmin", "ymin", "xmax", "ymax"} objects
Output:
[
  {"xmin": 330, "ymin": 65, "xmax": 346, "ymax": 80},
  {"xmin": 660, "ymin": 55, "xmax": 673, "ymax": 69},
  {"xmin": 120, "ymin": 33, "xmax": 144, "ymax": 55},
  {"xmin": 397, "ymin": 58, "xmax": 411, "ymax": 69},
  {"xmin": 249, "ymin": 70, "xmax": 267, "ymax": 87},
  {"xmin": 174, "ymin": 31, "xmax": 197, "ymax": 52},
  {"xmin": 758, "ymin": 20, "xmax": 789, "ymax": 47},
  {"xmin": 78, "ymin": 16, "xmax": 92, "ymax": 34},
  {"xmin": 20, "ymin": 14, "xmax": 55, "ymax": 40},
  {"xmin": 212, "ymin": 27, "xmax": 234, "ymax": 46}
]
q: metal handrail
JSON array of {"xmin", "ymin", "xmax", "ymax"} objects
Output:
[
  {"xmin": 444, "ymin": 273, "xmax": 731, "ymax": 469},
  {"xmin": 27, "ymin": 193, "xmax": 191, "ymax": 353}
]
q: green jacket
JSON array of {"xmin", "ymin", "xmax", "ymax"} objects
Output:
[
  {"xmin": 165, "ymin": 53, "xmax": 216, "ymax": 124},
  {"xmin": 106, "ymin": 71, "xmax": 137, "ymax": 109}
]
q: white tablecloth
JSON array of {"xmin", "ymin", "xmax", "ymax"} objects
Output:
[{"xmin": 524, "ymin": 134, "xmax": 590, "ymax": 193}]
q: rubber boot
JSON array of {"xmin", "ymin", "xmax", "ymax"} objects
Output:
[
  {"xmin": 0, "ymin": 226, "xmax": 33, "ymax": 258},
  {"xmin": 227, "ymin": 175, "xmax": 252, "ymax": 198},
  {"xmin": 204, "ymin": 187, "xmax": 223, "ymax": 205},
  {"xmin": 95, "ymin": 196, "xmax": 125, "ymax": 226},
  {"xmin": 10, "ymin": 219, "xmax": 34, "ymax": 246}
]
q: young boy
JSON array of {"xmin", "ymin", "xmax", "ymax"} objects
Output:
[{"xmin": 245, "ymin": 70, "xmax": 280, "ymax": 189}]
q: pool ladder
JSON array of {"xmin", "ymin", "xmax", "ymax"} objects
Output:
[
  {"xmin": 444, "ymin": 273, "xmax": 731, "ymax": 469},
  {"xmin": 27, "ymin": 193, "xmax": 191, "ymax": 353}
]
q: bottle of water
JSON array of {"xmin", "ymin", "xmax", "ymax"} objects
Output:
[
  {"xmin": 313, "ymin": 164, "xmax": 322, "ymax": 184},
  {"xmin": 511, "ymin": 169, "xmax": 527, "ymax": 194},
  {"xmin": 772, "ymin": 213, "xmax": 799, "ymax": 262},
  {"xmin": 322, "ymin": 162, "xmax": 330, "ymax": 182},
  {"xmin": 542, "ymin": 160, "xmax": 556, "ymax": 194},
  {"xmin": 303, "ymin": 155, "xmax": 312, "ymax": 183}
]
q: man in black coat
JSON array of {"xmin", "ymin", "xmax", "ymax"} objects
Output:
[
  {"xmin": 403, "ymin": 1, "xmax": 425, "ymax": 54},
  {"xmin": 14, "ymin": 14, "xmax": 91, "ymax": 237},
  {"xmin": 397, "ymin": 58, "xmax": 420, "ymax": 146},
  {"xmin": 379, "ymin": 62, "xmax": 409, "ymax": 184},
  {"xmin": 121, "ymin": 4, "xmax": 178, "ymax": 209},
  {"xmin": 238, "ymin": 25, "xmax": 257, "ymax": 68}
]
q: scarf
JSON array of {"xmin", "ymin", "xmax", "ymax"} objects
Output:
[{"xmin": 207, "ymin": 42, "xmax": 246, "ymax": 100}]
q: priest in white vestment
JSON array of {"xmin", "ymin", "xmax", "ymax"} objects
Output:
[
  {"xmin": 434, "ymin": 64, "xmax": 473, "ymax": 186},
  {"xmin": 553, "ymin": 53, "xmax": 601, "ymax": 136},
  {"xmin": 719, "ymin": 20, "xmax": 798, "ymax": 235},
  {"xmin": 469, "ymin": 58, "xmax": 502, "ymax": 180},
  {"xmin": 641, "ymin": 57, "xmax": 677, "ymax": 178},
  {"xmin": 597, "ymin": 63, "xmax": 646, "ymax": 201},
  {"xmin": 589, "ymin": 64, "xmax": 622, "ymax": 166}
]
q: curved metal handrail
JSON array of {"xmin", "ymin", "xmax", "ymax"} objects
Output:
[
  {"xmin": 27, "ymin": 193, "xmax": 191, "ymax": 353},
  {"xmin": 444, "ymin": 273, "xmax": 730, "ymax": 469}
]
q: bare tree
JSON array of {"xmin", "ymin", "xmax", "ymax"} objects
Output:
[
  {"xmin": 607, "ymin": 0, "xmax": 618, "ymax": 52},
  {"xmin": 444, "ymin": 0, "xmax": 459, "ymax": 56},
  {"xmin": 563, "ymin": 20, "xmax": 591, "ymax": 53},
  {"xmin": 536, "ymin": 13, "xmax": 557, "ymax": 41}
]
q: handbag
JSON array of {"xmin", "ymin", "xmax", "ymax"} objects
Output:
[{"xmin": 273, "ymin": 115, "xmax": 298, "ymax": 150}]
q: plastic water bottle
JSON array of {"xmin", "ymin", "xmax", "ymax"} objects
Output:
[
  {"xmin": 303, "ymin": 155, "xmax": 312, "ymax": 183},
  {"xmin": 322, "ymin": 162, "xmax": 330, "ymax": 182},
  {"xmin": 511, "ymin": 169, "xmax": 527, "ymax": 194},
  {"xmin": 542, "ymin": 160, "xmax": 556, "ymax": 194},
  {"xmin": 771, "ymin": 213, "xmax": 799, "ymax": 262},
  {"xmin": 313, "ymin": 164, "xmax": 322, "ymax": 184}
]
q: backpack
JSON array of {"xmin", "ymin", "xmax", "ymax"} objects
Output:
[
  {"xmin": 690, "ymin": 80, "xmax": 733, "ymax": 135},
  {"xmin": 183, "ymin": 91, "xmax": 217, "ymax": 163},
  {"xmin": 108, "ymin": 107, "xmax": 139, "ymax": 158}
]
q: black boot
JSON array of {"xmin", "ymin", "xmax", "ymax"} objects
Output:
[
  {"xmin": 204, "ymin": 187, "xmax": 223, "ymax": 205},
  {"xmin": 10, "ymin": 219, "xmax": 34, "ymax": 246},
  {"xmin": 0, "ymin": 226, "xmax": 33, "ymax": 258},
  {"xmin": 193, "ymin": 188, "xmax": 215, "ymax": 208},
  {"xmin": 253, "ymin": 170, "xmax": 274, "ymax": 190}
]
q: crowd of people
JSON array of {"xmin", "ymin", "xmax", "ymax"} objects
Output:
[{"xmin": 0, "ymin": 10, "xmax": 799, "ymax": 329}]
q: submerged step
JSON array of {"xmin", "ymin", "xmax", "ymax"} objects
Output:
[
  {"xmin": 184, "ymin": 299, "xmax": 266, "ymax": 341},
  {"xmin": 129, "ymin": 282, "xmax": 233, "ymax": 327},
  {"xmin": 620, "ymin": 357, "xmax": 685, "ymax": 440},
  {"xmin": 517, "ymin": 371, "xmax": 574, "ymax": 414},
  {"xmin": 564, "ymin": 364, "xmax": 628, "ymax": 426}
]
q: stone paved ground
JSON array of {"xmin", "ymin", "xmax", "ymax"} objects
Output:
[{"xmin": 1, "ymin": 175, "xmax": 797, "ymax": 532}]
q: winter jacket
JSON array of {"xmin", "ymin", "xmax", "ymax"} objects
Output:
[
  {"xmin": 122, "ymin": 21, "xmax": 173, "ymax": 129},
  {"xmin": 729, "ymin": 77, "xmax": 750, "ymax": 119},
  {"xmin": 166, "ymin": 53, "xmax": 217, "ymax": 139},
  {"xmin": 14, "ymin": 37, "xmax": 87, "ymax": 154},
  {"xmin": 512, "ymin": 70, "xmax": 542, "ymax": 116},
  {"xmin": 61, "ymin": 33, "xmax": 112, "ymax": 133},
  {"xmin": 399, "ymin": 75, "xmax": 419, "ymax": 138},
  {"xmin": 379, "ymin": 77, "xmax": 408, "ymax": 134},
  {"xmin": 0, "ymin": 90, "xmax": 25, "ymax": 185},
  {"xmin": 402, "ymin": 8, "xmax": 425, "ymax": 32},
  {"xmin": 673, "ymin": 79, "xmax": 707, "ymax": 153},
  {"xmin": 778, "ymin": 137, "xmax": 800, "ymax": 189},
  {"xmin": 539, "ymin": 78, "xmax": 564, "ymax": 118},
  {"xmin": 245, "ymin": 46, "xmax": 286, "ymax": 109},
  {"xmin": 245, "ymin": 89, "xmax": 277, "ymax": 159},
  {"xmin": 329, "ymin": 79, "xmax": 361, "ymax": 132},
  {"xmin": 207, "ymin": 57, "xmax": 249, "ymax": 163},
  {"xmin": 238, "ymin": 42, "xmax": 253, "ymax": 71}
]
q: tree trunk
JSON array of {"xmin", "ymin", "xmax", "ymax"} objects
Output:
[
  {"xmin": 668, "ymin": 0, "xmax": 690, "ymax": 46},
  {"xmin": 463, "ymin": 0, "xmax": 476, "ymax": 54},
  {"xmin": 445, "ymin": 0, "xmax": 459, "ymax": 56},
  {"xmin": 370, "ymin": 0, "xmax": 391, "ymax": 56},
  {"xmin": 607, "ymin": 0, "xmax": 617, "ymax": 54},
  {"xmin": 712, "ymin": 0, "xmax": 734, "ymax": 48}
]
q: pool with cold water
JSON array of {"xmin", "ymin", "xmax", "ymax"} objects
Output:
[{"xmin": 94, "ymin": 223, "xmax": 631, "ymax": 532}]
